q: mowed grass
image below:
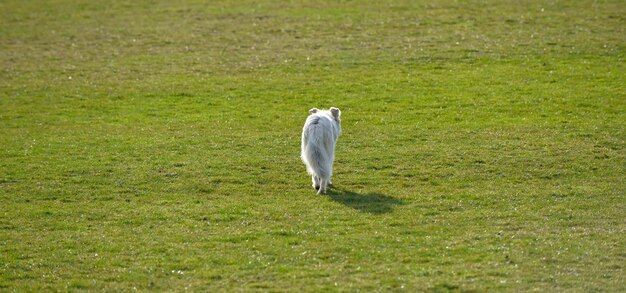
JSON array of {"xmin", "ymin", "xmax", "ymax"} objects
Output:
[{"xmin": 0, "ymin": 0, "xmax": 624, "ymax": 291}]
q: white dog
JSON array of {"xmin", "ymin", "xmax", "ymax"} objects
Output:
[{"xmin": 301, "ymin": 107, "xmax": 341, "ymax": 194}]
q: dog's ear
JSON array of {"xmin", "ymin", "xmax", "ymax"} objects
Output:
[
  {"xmin": 309, "ymin": 108, "xmax": 319, "ymax": 114},
  {"xmin": 330, "ymin": 107, "xmax": 341, "ymax": 119}
]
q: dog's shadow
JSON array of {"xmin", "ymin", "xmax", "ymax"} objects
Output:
[{"xmin": 326, "ymin": 188, "xmax": 405, "ymax": 214}]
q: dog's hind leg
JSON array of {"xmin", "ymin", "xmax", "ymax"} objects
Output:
[
  {"xmin": 317, "ymin": 178, "xmax": 328, "ymax": 194},
  {"xmin": 312, "ymin": 176, "xmax": 320, "ymax": 190}
]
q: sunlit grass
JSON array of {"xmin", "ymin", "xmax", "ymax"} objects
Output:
[{"xmin": 0, "ymin": 0, "xmax": 624, "ymax": 291}]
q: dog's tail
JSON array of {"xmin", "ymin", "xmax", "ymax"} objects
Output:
[{"xmin": 301, "ymin": 117, "xmax": 332, "ymax": 180}]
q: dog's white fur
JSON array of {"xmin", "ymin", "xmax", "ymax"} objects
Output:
[{"xmin": 301, "ymin": 107, "xmax": 341, "ymax": 194}]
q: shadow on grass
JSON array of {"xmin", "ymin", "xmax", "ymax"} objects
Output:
[{"xmin": 327, "ymin": 188, "xmax": 405, "ymax": 214}]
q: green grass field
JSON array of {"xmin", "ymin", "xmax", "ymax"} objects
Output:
[{"xmin": 1, "ymin": 0, "xmax": 624, "ymax": 291}]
